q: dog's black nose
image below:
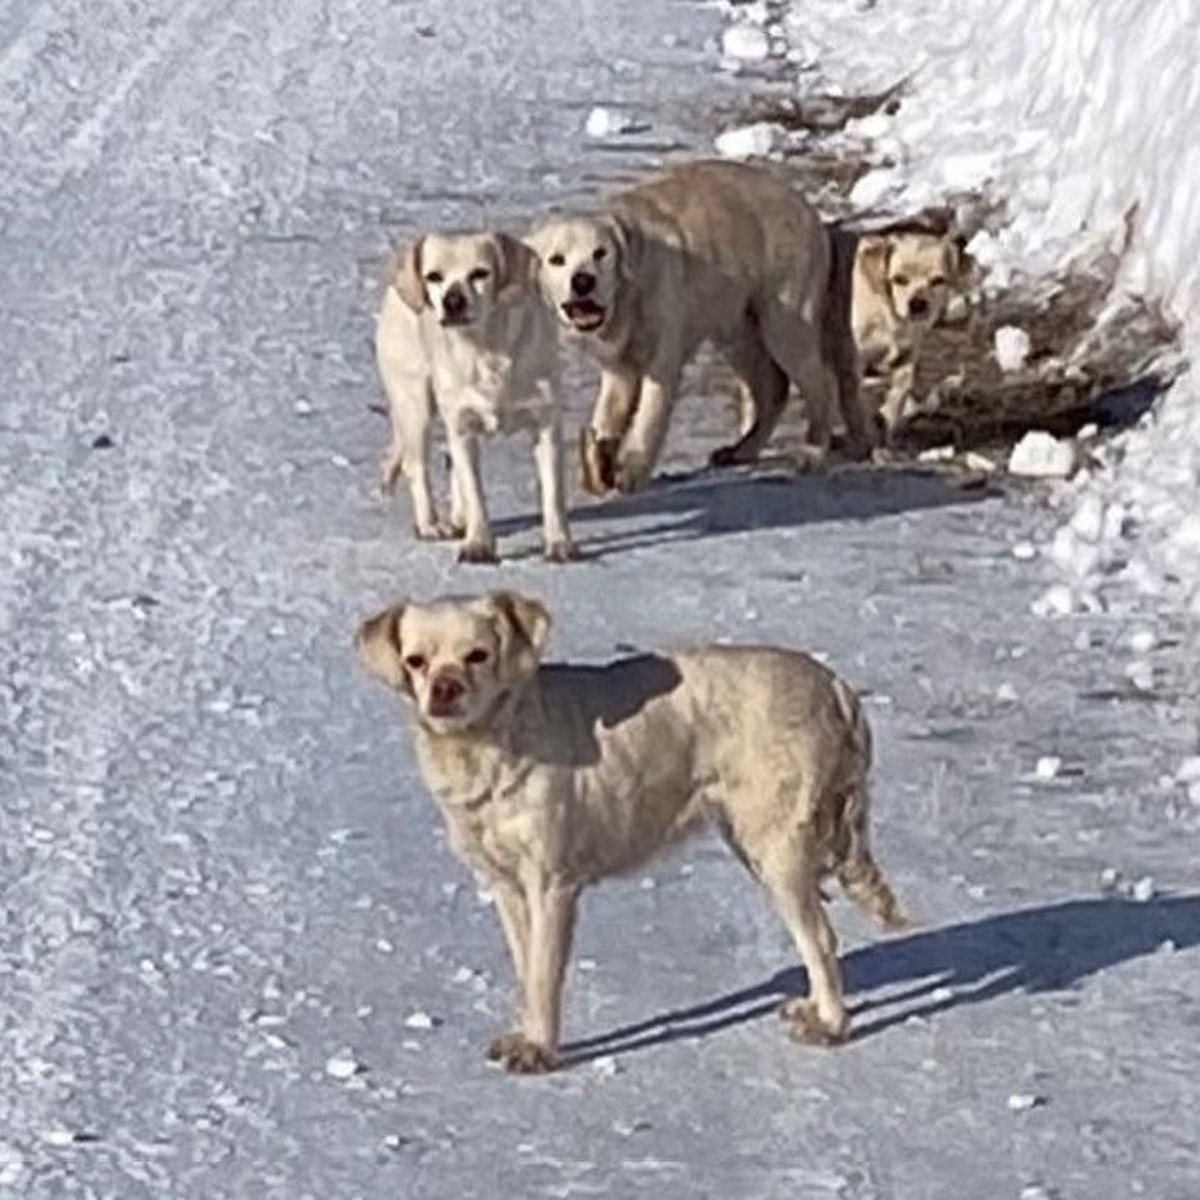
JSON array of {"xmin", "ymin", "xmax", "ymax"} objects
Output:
[
  {"xmin": 430, "ymin": 674, "xmax": 465, "ymax": 706},
  {"xmin": 907, "ymin": 296, "xmax": 930, "ymax": 318},
  {"xmin": 570, "ymin": 270, "xmax": 596, "ymax": 297},
  {"xmin": 442, "ymin": 285, "xmax": 468, "ymax": 317}
]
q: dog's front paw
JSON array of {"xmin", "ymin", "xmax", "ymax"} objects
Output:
[
  {"xmin": 487, "ymin": 1032, "xmax": 559, "ymax": 1074},
  {"xmin": 778, "ymin": 998, "xmax": 849, "ymax": 1046},
  {"xmin": 457, "ymin": 539, "xmax": 499, "ymax": 564},
  {"xmin": 579, "ymin": 429, "xmax": 619, "ymax": 496},
  {"xmin": 414, "ymin": 519, "xmax": 458, "ymax": 541},
  {"xmin": 614, "ymin": 450, "xmax": 652, "ymax": 495},
  {"xmin": 543, "ymin": 538, "xmax": 579, "ymax": 564}
]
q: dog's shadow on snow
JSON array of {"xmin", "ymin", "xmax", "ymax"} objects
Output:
[
  {"xmin": 492, "ymin": 462, "xmax": 994, "ymax": 558},
  {"xmin": 562, "ymin": 895, "xmax": 1200, "ymax": 1064}
]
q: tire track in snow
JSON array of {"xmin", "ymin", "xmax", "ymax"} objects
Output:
[{"xmin": 0, "ymin": 0, "xmax": 235, "ymax": 198}]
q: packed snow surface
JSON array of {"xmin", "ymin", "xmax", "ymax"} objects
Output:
[{"xmin": 1, "ymin": 0, "xmax": 1198, "ymax": 1198}]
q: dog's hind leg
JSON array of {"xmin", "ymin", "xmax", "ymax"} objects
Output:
[
  {"xmin": 743, "ymin": 824, "xmax": 850, "ymax": 1044},
  {"xmin": 759, "ymin": 307, "xmax": 841, "ymax": 470},
  {"xmin": 711, "ymin": 323, "xmax": 789, "ymax": 468}
]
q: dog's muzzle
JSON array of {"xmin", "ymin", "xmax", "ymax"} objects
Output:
[
  {"xmin": 428, "ymin": 671, "xmax": 467, "ymax": 717},
  {"xmin": 441, "ymin": 285, "xmax": 470, "ymax": 326}
]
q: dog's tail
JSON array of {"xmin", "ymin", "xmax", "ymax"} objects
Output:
[{"xmin": 830, "ymin": 678, "xmax": 908, "ymax": 931}]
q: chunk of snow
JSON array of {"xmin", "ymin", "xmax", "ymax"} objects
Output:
[
  {"xmin": 993, "ymin": 326, "xmax": 1032, "ymax": 373},
  {"xmin": 1034, "ymin": 756, "xmax": 1062, "ymax": 780},
  {"xmin": 404, "ymin": 1010, "xmax": 440, "ymax": 1030},
  {"xmin": 1175, "ymin": 756, "xmax": 1200, "ymax": 784},
  {"xmin": 1006, "ymin": 1093, "xmax": 1043, "ymax": 1111},
  {"xmin": 1009, "ymin": 432, "xmax": 1076, "ymax": 479},
  {"xmin": 1123, "ymin": 660, "xmax": 1155, "ymax": 691},
  {"xmin": 1031, "ymin": 585, "xmax": 1076, "ymax": 617},
  {"xmin": 325, "ymin": 1052, "xmax": 361, "ymax": 1080},
  {"xmin": 721, "ymin": 24, "xmax": 771, "ymax": 61},
  {"xmin": 1130, "ymin": 876, "xmax": 1155, "ymax": 903},
  {"xmin": 584, "ymin": 107, "xmax": 644, "ymax": 138},
  {"xmin": 1011, "ymin": 541, "xmax": 1037, "ymax": 561},
  {"xmin": 1128, "ymin": 629, "xmax": 1158, "ymax": 653},
  {"xmin": 714, "ymin": 122, "xmax": 782, "ymax": 158}
]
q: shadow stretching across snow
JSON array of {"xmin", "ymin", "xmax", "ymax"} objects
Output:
[
  {"xmin": 491, "ymin": 462, "xmax": 992, "ymax": 559},
  {"xmin": 562, "ymin": 895, "xmax": 1200, "ymax": 1063}
]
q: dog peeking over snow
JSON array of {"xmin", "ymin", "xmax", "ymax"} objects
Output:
[
  {"xmin": 851, "ymin": 229, "xmax": 967, "ymax": 439},
  {"xmin": 356, "ymin": 590, "xmax": 908, "ymax": 1074}
]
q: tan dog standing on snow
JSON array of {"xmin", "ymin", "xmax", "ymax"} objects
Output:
[
  {"xmin": 376, "ymin": 231, "xmax": 575, "ymax": 563},
  {"xmin": 356, "ymin": 590, "xmax": 907, "ymax": 1073},
  {"xmin": 851, "ymin": 229, "xmax": 965, "ymax": 438},
  {"xmin": 527, "ymin": 159, "xmax": 876, "ymax": 496}
]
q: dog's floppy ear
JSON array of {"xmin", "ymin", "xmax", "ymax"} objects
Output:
[
  {"xmin": 857, "ymin": 234, "xmax": 892, "ymax": 291},
  {"xmin": 355, "ymin": 603, "xmax": 411, "ymax": 693},
  {"xmin": 487, "ymin": 590, "xmax": 551, "ymax": 682},
  {"xmin": 493, "ymin": 233, "xmax": 539, "ymax": 302},
  {"xmin": 392, "ymin": 238, "xmax": 426, "ymax": 312},
  {"xmin": 606, "ymin": 212, "xmax": 643, "ymax": 284}
]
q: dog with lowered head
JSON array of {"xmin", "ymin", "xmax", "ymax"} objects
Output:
[
  {"xmin": 356, "ymin": 590, "xmax": 906, "ymax": 1073},
  {"xmin": 379, "ymin": 231, "xmax": 575, "ymax": 563},
  {"xmin": 527, "ymin": 159, "xmax": 876, "ymax": 496}
]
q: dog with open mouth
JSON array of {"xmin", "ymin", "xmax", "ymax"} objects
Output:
[
  {"xmin": 379, "ymin": 230, "xmax": 576, "ymax": 563},
  {"xmin": 850, "ymin": 228, "xmax": 968, "ymax": 440},
  {"xmin": 527, "ymin": 160, "xmax": 876, "ymax": 496}
]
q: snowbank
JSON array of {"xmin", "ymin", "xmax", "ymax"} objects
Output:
[{"xmin": 721, "ymin": 0, "xmax": 1200, "ymax": 612}]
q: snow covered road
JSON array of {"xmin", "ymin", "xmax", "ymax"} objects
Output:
[{"xmin": 2, "ymin": 1, "xmax": 1198, "ymax": 1197}]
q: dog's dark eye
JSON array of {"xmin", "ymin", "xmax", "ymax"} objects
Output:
[
  {"xmin": 548, "ymin": 253, "xmax": 565, "ymax": 267},
  {"xmin": 469, "ymin": 268, "xmax": 491, "ymax": 282},
  {"xmin": 404, "ymin": 654, "xmax": 428, "ymax": 672},
  {"xmin": 423, "ymin": 271, "xmax": 444, "ymax": 285},
  {"xmin": 891, "ymin": 273, "xmax": 910, "ymax": 288},
  {"xmin": 464, "ymin": 647, "xmax": 490, "ymax": 665},
  {"xmin": 593, "ymin": 246, "xmax": 608, "ymax": 262},
  {"xmin": 929, "ymin": 275, "xmax": 946, "ymax": 286}
]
